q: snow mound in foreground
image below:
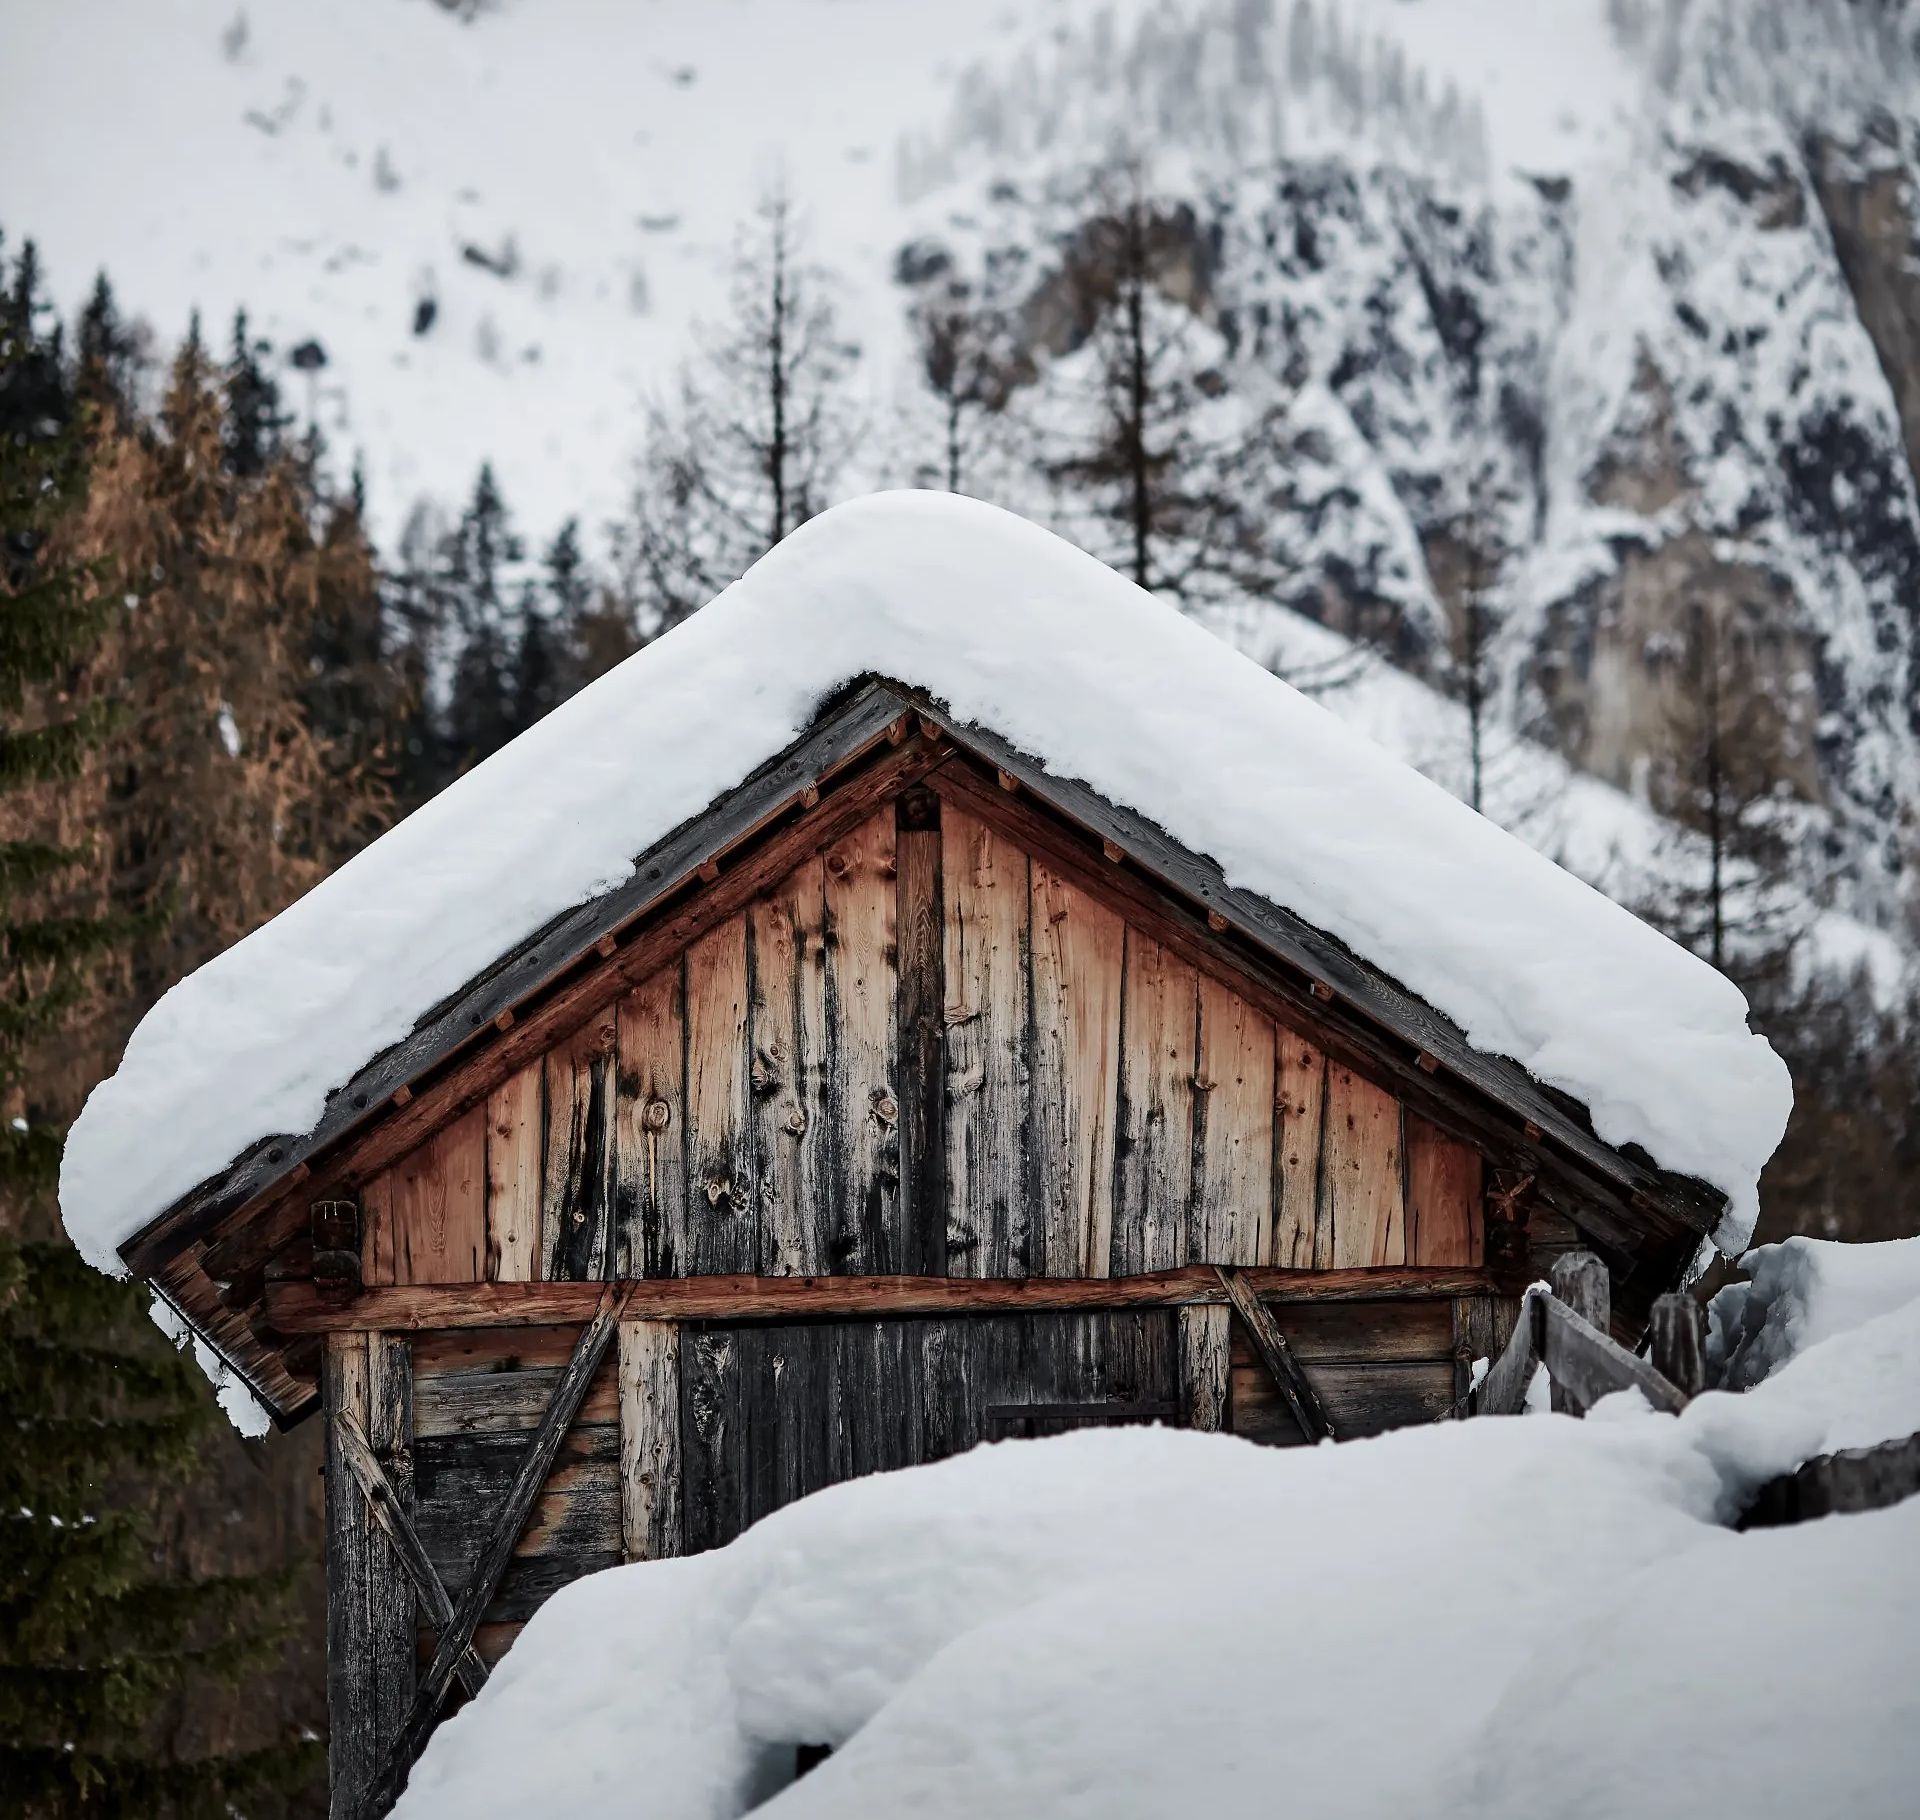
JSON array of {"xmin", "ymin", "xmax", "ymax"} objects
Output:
[{"xmin": 394, "ymin": 1246, "xmax": 1920, "ymax": 1820}]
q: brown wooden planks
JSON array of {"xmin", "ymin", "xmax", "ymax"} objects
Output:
[
  {"xmin": 1177, "ymin": 1303, "xmax": 1232, "ymax": 1431},
  {"xmin": 541, "ymin": 1016, "xmax": 617, "ymax": 1281},
  {"xmin": 1029, "ymin": 862, "xmax": 1123, "ymax": 1277},
  {"xmin": 413, "ymin": 1358, "xmax": 618, "ymax": 1438},
  {"xmin": 485, "ymin": 1064, "xmax": 543, "ymax": 1283},
  {"xmin": 618, "ymin": 1318, "xmax": 683, "ymax": 1562},
  {"xmin": 1321, "ymin": 1064, "xmax": 1407, "ymax": 1268},
  {"xmin": 1405, "ymin": 1113, "xmax": 1483, "ymax": 1267},
  {"xmin": 684, "ymin": 921, "xmax": 757, "ymax": 1274},
  {"xmin": 613, "ymin": 963, "xmax": 688, "ymax": 1278},
  {"xmin": 1191, "ymin": 978, "xmax": 1275, "ymax": 1266},
  {"xmin": 941, "ymin": 808, "xmax": 1030, "ymax": 1278},
  {"xmin": 749, "ymin": 856, "xmax": 831, "ymax": 1276},
  {"xmin": 390, "ymin": 1106, "xmax": 488, "ymax": 1285},
  {"xmin": 895, "ymin": 787, "xmax": 947, "ymax": 1277},
  {"xmin": 1272, "ymin": 1030, "xmax": 1326, "ymax": 1268},
  {"xmin": 1114, "ymin": 930, "xmax": 1197, "ymax": 1276},
  {"xmin": 361, "ymin": 1170, "xmax": 396, "ymax": 1289},
  {"xmin": 823, "ymin": 813, "xmax": 902, "ymax": 1274}
]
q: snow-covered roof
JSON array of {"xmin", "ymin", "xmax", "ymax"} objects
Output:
[{"xmin": 61, "ymin": 492, "xmax": 1791, "ymax": 1272}]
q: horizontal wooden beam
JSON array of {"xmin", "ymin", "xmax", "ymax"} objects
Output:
[{"xmin": 265, "ymin": 1267, "xmax": 1493, "ymax": 1334}]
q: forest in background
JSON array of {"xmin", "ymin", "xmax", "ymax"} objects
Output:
[{"xmin": 3, "ymin": 117, "xmax": 1918, "ymax": 1811}]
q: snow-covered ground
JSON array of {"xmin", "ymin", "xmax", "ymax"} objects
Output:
[
  {"xmin": 391, "ymin": 1233, "xmax": 1920, "ymax": 1820},
  {"xmin": 61, "ymin": 494, "xmax": 1790, "ymax": 1274}
]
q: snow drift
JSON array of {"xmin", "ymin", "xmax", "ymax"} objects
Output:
[{"xmin": 392, "ymin": 1236, "xmax": 1920, "ymax": 1820}]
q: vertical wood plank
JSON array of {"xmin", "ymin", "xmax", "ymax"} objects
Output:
[
  {"xmin": 1178, "ymin": 1303, "xmax": 1232, "ymax": 1432},
  {"xmin": 824, "ymin": 813, "xmax": 902, "ymax": 1273},
  {"xmin": 941, "ymin": 808, "xmax": 1030, "ymax": 1278},
  {"xmin": 1321, "ymin": 1064, "xmax": 1407, "ymax": 1268},
  {"xmin": 748, "ymin": 858, "xmax": 830, "ymax": 1276},
  {"xmin": 361, "ymin": 1171, "xmax": 396, "ymax": 1289},
  {"xmin": 1405, "ymin": 1114, "xmax": 1484, "ymax": 1267},
  {"xmin": 1113, "ymin": 929, "xmax": 1197, "ymax": 1276},
  {"xmin": 1272, "ymin": 1030, "xmax": 1327, "ymax": 1268},
  {"xmin": 1029, "ymin": 862, "xmax": 1124, "ymax": 1277},
  {"xmin": 614, "ymin": 964, "xmax": 688, "ymax": 1279},
  {"xmin": 618, "ymin": 1319, "xmax": 683, "ymax": 1562},
  {"xmin": 896, "ymin": 788, "xmax": 947, "ymax": 1278},
  {"xmin": 1190, "ymin": 977, "xmax": 1275, "ymax": 1267},
  {"xmin": 1453, "ymin": 1294, "xmax": 1499, "ymax": 1414},
  {"xmin": 323, "ymin": 1332, "xmax": 374, "ymax": 1819},
  {"xmin": 392, "ymin": 1106, "xmax": 488, "ymax": 1285},
  {"xmin": 540, "ymin": 1014, "xmax": 617, "ymax": 1282},
  {"xmin": 684, "ymin": 920, "xmax": 757, "ymax": 1274},
  {"xmin": 366, "ymin": 1335, "xmax": 415, "ymax": 1755},
  {"xmin": 485, "ymin": 1064, "xmax": 543, "ymax": 1283},
  {"xmin": 679, "ymin": 1326, "xmax": 746, "ymax": 1554}
]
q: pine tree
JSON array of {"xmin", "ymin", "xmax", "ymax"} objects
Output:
[
  {"xmin": 221, "ymin": 309, "xmax": 287, "ymax": 480},
  {"xmin": 75, "ymin": 274, "xmax": 140, "ymax": 415},
  {"xmin": 619, "ymin": 187, "xmax": 855, "ymax": 632},
  {"xmin": 0, "ymin": 242, "xmax": 317, "ymax": 1819},
  {"xmin": 438, "ymin": 462, "xmax": 523, "ymax": 771}
]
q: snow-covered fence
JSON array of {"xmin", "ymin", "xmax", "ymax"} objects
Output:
[
  {"xmin": 1472, "ymin": 1250, "xmax": 1700, "ymax": 1418},
  {"xmin": 1742, "ymin": 1431, "xmax": 1920, "ymax": 1530}
]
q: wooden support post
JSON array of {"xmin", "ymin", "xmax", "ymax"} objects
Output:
[
  {"xmin": 1537, "ymin": 1297, "xmax": 1688, "ymax": 1416},
  {"xmin": 324, "ymin": 1333, "xmax": 412, "ymax": 1820},
  {"xmin": 1648, "ymin": 1293, "xmax": 1707, "ymax": 1400},
  {"xmin": 618, "ymin": 1319, "xmax": 683, "ymax": 1562},
  {"xmin": 1549, "ymin": 1250, "xmax": 1608, "ymax": 1416},
  {"xmin": 1473, "ymin": 1290, "xmax": 1542, "ymax": 1416},
  {"xmin": 334, "ymin": 1411, "xmax": 488, "ymax": 1698},
  {"xmin": 362, "ymin": 1285, "xmax": 630, "ymax": 1817},
  {"xmin": 1216, "ymin": 1267, "xmax": 1333, "ymax": 1443},
  {"xmin": 1177, "ymin": 1304, "xmax": 1232, "ymax": 1433}
]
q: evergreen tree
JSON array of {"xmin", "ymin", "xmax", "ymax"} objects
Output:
[
  {"xmin": 75, "ymin": 274, "xmax": 139, "ymax": 416},
  {"xmin": 619, "ymin": 187, "xmax": 855, "ymax": 633},
  {"xmin": 0, "ymin": 242, "xmax": 317, "ymax": 1819},
  {"xmin": 221, "ymin": 309, "xmax": 287, "ymax": 479},
  {"xmin": 438, "ymin": 462, "xmax": 523, "ymax": 771}
]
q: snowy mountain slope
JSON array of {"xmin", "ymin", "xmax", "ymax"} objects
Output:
[{"xmin": 6, "ymin": 0, "xmax": 1918, "ymax": 954}]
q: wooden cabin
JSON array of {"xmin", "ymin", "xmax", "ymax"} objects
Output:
[{"xmin": 73, "ymin": 501, "xmax": 1763, "ymax": 1819}]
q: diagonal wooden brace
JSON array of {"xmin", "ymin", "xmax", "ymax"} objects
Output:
[
  {"xmin": 333, "ymin": 1409, "xmax": 487, "ymax": 1700},
  {"xmin": 359, "ymin": 1282, "xmax": 632, "ymax": 1819},
  {"xmin": 1216, "ymin": 1267, "xmax": 1335, "ymax": 1443}
]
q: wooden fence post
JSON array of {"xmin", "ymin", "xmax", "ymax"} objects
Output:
[
  {"xmin": 1648, "ymin": 1293, "xmax": 1707, "ymax": 1400},
  {"xmin": 1548, "ymin": 1251, "xmax": 1608, "ymax": 1416}
]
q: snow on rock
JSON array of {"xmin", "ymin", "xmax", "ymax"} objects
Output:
[
  {"xmin": 1709, "ymin": 1234, "xmax": 1920, "ymax": 1394},
  {"xmin": 390, "ymin": 1239, "xmax": 1920, "ymax": 1820},
  {"xmin": 61, "ymin": 492, "xmax": 1790, "ymax": 1272}
]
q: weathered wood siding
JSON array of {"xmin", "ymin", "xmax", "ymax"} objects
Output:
[
  {"xmin": 363, "ymin": 801, "xmax": 1487, "ymax": 1287},
  {"xmin": 1227, "ymin": 1297, "xmax": 1459, "ymax": 1442}
]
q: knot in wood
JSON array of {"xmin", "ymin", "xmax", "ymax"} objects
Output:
[
  {"xmin": 784, "ymin": 1106, "xmax": 808, "ymax": 1137},
  {"xmin": 643, "ymin": 1097, "xmax": 671, "ymax": 1133},
  {"xmin": 870, "ymin": 1091, "xmax": 899, "ymax": 1127}
]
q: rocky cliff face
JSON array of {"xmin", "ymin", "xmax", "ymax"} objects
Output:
[{"xmin": 900, "ymin": 48, "xmax": 1920, "ymax": 948}]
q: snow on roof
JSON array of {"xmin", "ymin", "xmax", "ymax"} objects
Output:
[
  {"xmin": 390, "ymin": 1238, "xmax": 1920, "ymax": 1820},
  {"xmin": 60, "ymin": 492, "xmax": 1790, "ymax": 1272}
]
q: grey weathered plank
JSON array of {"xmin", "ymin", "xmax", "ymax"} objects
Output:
[
  {"xmin": 411, "ymin": 1359, "xmax": 617, "ymax": 1438},
  {"xmin": 1473, "ymin": 1291, "xmax": 1541, "ymax": 1416},
  {"xmin": 1648, "ymin": 1292, "xmax": 1707, "ymax": 1400},
  {"xmin": 614, "ymin": 964, "xmax": 687, "ymax": 1278},
  {"xmin": 1272, "ymin": 1029, "xmax": 1327, "ymax": 1267},
  {"xmin": 1029, "ymin": 861, "xmax": 1124, "ymax": 1277},
  {"xmin": 333, "ymin": 1409, "xmax": 488, "ymax": 1698},
  {"xmin": 618, "ymin": 1318, "xmax": 683, "ymax": 1562},
  {"xmin": 1114, "ymin": 929, "xmax": 1196, "ymax": 1276},
  {"xmin": 540, "ymin": 1017, "xmax": 616, "ymax": 1282},
  {"xmin": 1191, "ymin": 976, "xmax": 1274, "ymax": 1267},
  {"xmin": 942, "ymin": 808, "xmax": 1030, "ymax": 1277},
  {"xmin": 1538, "ymin": 1295, "xmax": 1687, "ymax": 1416},
  {"xmin": 1742, "ymin": 1429, "xmax": 1920, "ymax": 1529},
  {"xmin": 895, "ymin": 787, "xmax": 947, "ymax": 1278},
  {"xmin": 749, "ymin": 855, "xmax": 831, "ymax": 1276},
  {"xmin": 1217, "ymin": 1266, "xmax": 1333, "ymax": 1442},
  {"xmin": 684, "ymin": 923, "xmax": 757, "ymax": 1274},
  {"xmin": 1548, "ymin": 1250, "xmax": 1610, "ymax": 1416},
  {"xmin": 825, "ymin": 813, "xmax": 902, "ymax": 1273},
  {"xmin": 366, "ymin": 1335, "xmax": 416, "ymax": 1760},
  {"xmin": 365, "ymin": 1285, "xmax": 629, "ymax": 1815},
  {"xmin": 1178, "ymin": 1303, "xmax": 1232, "ymax": 1432},
  {"xmin": 324, "ymin": 1333, "xmax": 376, "ymax": 1820}
]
